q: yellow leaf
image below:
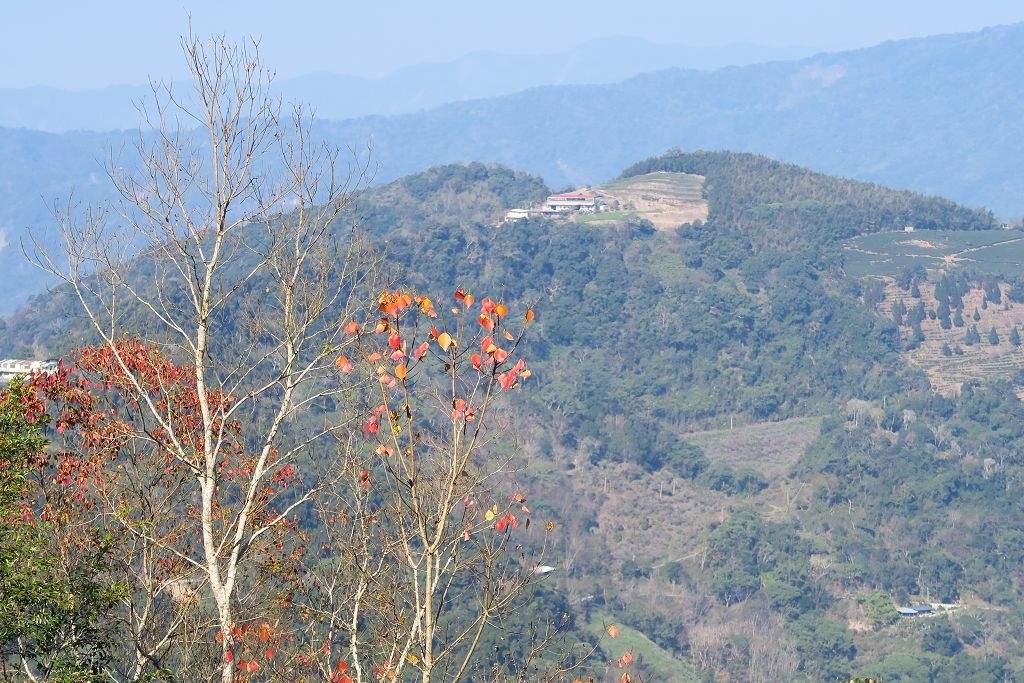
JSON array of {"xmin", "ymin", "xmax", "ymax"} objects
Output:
[
  {"xmin": 437, "ymin": 332, "xmax": 454, "ymax": 351},
  {"xmin": 503, "ymin": 329, "xmax": 515, "ymax": 341},
  {"xmin": 484, "ymin": 509, "xmax": 495, "ymax": 521},
  {"xmin": 406, "ymin": 653, "xmax": 419, "ymax": 666},
  {"xmin": 394, "ymin": 363, "xmax": 407, "ymax": 380}
]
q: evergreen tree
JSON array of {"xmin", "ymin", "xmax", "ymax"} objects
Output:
[
  {"xmin": 953, "ymin": 309, "xmax": 965, "ymax": 327},
  {"xmin": 911, "ymin": 282, "xmax": 922, "ymax": 298},
  {"xmin": 892, "ymin": 300, "xmax": 907, "ymax": 326},
  {"xmin": 937, "ymin": 299, "xmax": 951, "ymax": 329},
  {"xmin": 941, "ymin": 343, "xmax": 953, "ymax": 357},
  {"xmin": 988, "ymin": 326, "xmax": 1000, "ymax": 345},
  {"xmin": 1011, "ymin": 326, "xmax": 1021, "ymax": 347},
  {"xmin": 965, "ymin": 325, "xmax": 981, "ymax": 346},
  {"xmin": 973, "ymin": 308, "xmax": 982, "ymax": 322}
]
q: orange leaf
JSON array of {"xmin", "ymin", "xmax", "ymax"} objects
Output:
[
  {"xmin": 413, "ymin": 341, "xmax": 429, "ymax": 360},
  {"xmin": 503, "ymin": 329, "xmax": 515, "ymax": 341},
  {"xmin": 607, "ymin": 625, "xmax": 619, "ymax": 638},
  {"xmin": 437, "ymin": 332, "xmax": 454, "ymax": 351},
  {"xmin": 335, "ymin": 660, "xmax": 348, "ymax": 672},
  {"xmin": 395, "ymin": 363, "xmax": 407, "ymax": 380},
  {"xmin": 344, "ymin": 321, "xmax": 359, "ymax": 335},
  {"xmin": 471, "ymin": 353, "xmax": 483, "ymax": 370},
  {"xmin": 335, "ymin": 355, "xmax": 353, "ymax": 374},
  {"xmin": 525, "ymin": 308, "xmax": 535, "ymax": 323},
  {"xmin": 618, "ymin": 651, "xmax": 634, "ymax": 667},
  {"xmin": 496, "ymin": 302, "xmax": 508, "ymax": 317},
  {"xmin": 478, "ymin": 314, "xmax": 495, "ymax": 331},
  {"xmin": 266, "ymin": 647, "xmax": 275, "ymax": 660},
  {"xmin": 464, "ymin": 293, "xmax": 475, "ymax": 308},
  {"xmin": 481, "ymin": 298, "xmax": 497, "ymax": 314}
]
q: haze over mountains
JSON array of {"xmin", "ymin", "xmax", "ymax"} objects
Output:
[
  {"xmin": 2, "ymin": 22, "xmax": 1024, "ymax": 312},
  {"xmin": 0, "ymin": 38, "xmax": 814, "ymax": 132}
]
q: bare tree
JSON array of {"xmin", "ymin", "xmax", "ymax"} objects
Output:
[
  {"xmin": 23, "ymin": 32, "xmax": 587, "ymax": 683},
  {"xmin": 29, "ymin": 33, "xmax": 379, "ymax": 683}
]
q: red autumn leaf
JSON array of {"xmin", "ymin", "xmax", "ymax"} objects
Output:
[
  {"xmin": 454, "ymin": 288, "xmax": 466, "ymax": 302},
  {"xmin": 480, "ymin": 298, "xmax": 497, "ymax": 314},
  {"xmin": 618, "ymin": 651, "xmax": 634, "ymax": 667},
  {"xmin": 266, "ymin": 647, "xmax": 275, "ymax": 660},
  {"xmin": 429, "ymin": 326, "xmax": 440, "ymax": 339},
  {"xmin": 496, "ymin": 513, "xmax": 518, "ymax": 532},
  {"xmin": 492, "ymin": 348, "xmax": 509, "ymax": 364},
  {"xmin": 471, "ymin": 353, "xmax": 483, "ymax": 370},
  {"xmin": 607, "ymin": 625, "xmax": 619, "ymax": 638},
  {"xmin": 336, "ymin": 660, "xmax": 349, "ymax": 672},
  {"xmin": 335, "ymin": 355, "xmax": 353, "ymax": 374},
  {"xmin": 388, "ymin": 333, "xmax": 401, "ymax": 350},
  {"xmin": 413, "ymin": 341, "xmax": 429, "ymax": 360},
  {"xmin": 364, "ymin": 419, "xmax": 378, "ymax": 434},
  {"xmin": 478, "ymin": 314, "xmax": 495, "ymax": 331},
  {"xmin": 498, "ymin": 372, "xmax": 515, "ymax": 390},
  {"xmin": 481, "ymin": 336, "xmax": 497, "ymax": 355},
  {"xmin": 247, "ymin": 660, "xmax": 260, "ymax": 674},
  {"xmin": 225, "ymin": 651, "xmax": 235, "ymax": 663}
]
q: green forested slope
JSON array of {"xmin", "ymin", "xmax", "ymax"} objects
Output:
[{"xmin": 3, "ymin": 155, "xmax": 1022, "ymax": 680}]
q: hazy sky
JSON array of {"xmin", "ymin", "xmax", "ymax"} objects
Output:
[{"xmin": 4, "ymin": 0, "xmax": 1024, "ymax": 89}]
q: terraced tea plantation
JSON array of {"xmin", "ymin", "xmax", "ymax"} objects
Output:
[
  {"xmin": 593, "ymin": 172, "xmax": 707, "ymax": 230},
  {"xmin": 844, "ymin": 229, "xmax": 1024, "ymax": 278},
  {"xmin": 876, "ymin": 280, "xmax": 1024, "ymax": 395}
]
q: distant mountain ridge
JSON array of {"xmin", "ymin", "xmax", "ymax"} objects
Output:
[
  {"xmin": 311, "ymin": 22, "xmax": 1024, "ymax": 217},
  {"xmin": 0, "ymin": 37, "xmax": 814, "ymax": 132},
  {"xmin": 3, "ymin": 22, "xmax": 1024, "ymax": 311}
]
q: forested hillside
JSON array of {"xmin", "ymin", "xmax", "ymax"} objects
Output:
[{"xmin": 8, "ymin": 153, "xmax": 1024, "ymax": 679}]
